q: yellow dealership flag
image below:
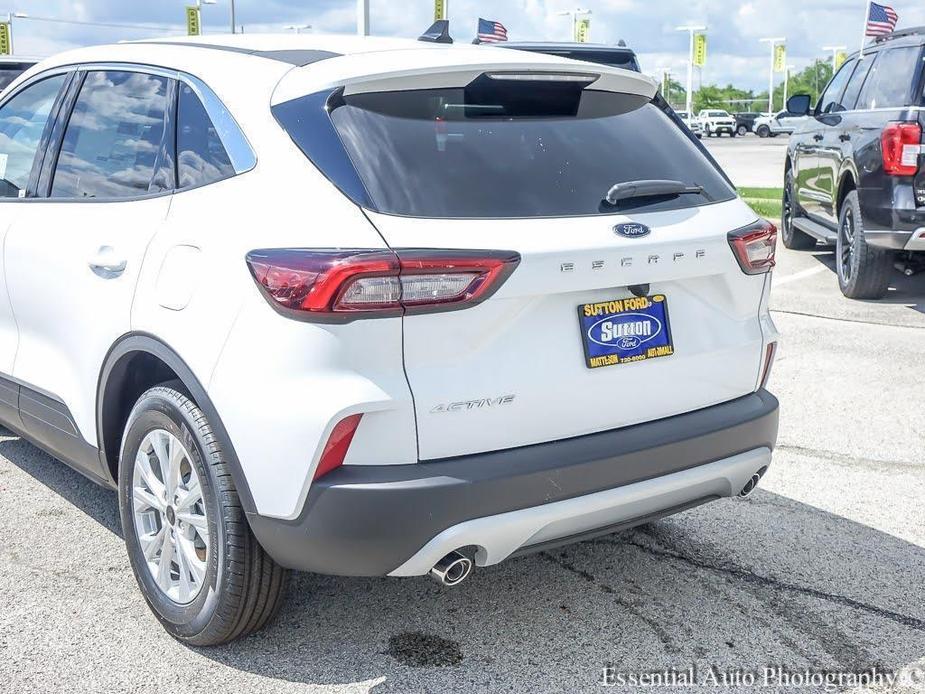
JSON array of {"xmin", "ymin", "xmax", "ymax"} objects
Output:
[
  {"xmin": 774, "ymin": 44, "xmax": 787, "ymax": 72},
  {"xmin": 693, "ymin": 33, "xmax": 707, "ymax": 67},
  {"xmin": 575, "ymin": 17, "xmax": 590, "ymax": 43},
  {"xmin": 434, "ymin": 0, "xmax": 446, "ymax": 21},
  {"xmin": 186, "ymin": 6, "xmax": 201, "ymax": 36},
  {"xmin": 0, "ymin": 23, "xmax": 10, "ymax": 56},
  {"xmin": 835, "ymin": 50, "xmax": 847, "ymax": 69}
]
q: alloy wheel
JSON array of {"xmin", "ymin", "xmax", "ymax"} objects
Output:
[
  {"xmin": 839, "ymin": 206, "xmax": 855, "ymax": 284},
  {"xmin": 131, "ymin": 429, "xmax": 210, "ymax": 604}
]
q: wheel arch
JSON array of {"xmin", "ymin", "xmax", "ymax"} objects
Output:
[
  {"xmin": 836, "ymin": 168, "xmax": 858, "ymax": 215},
  {"xmin": 96, "ymin": 333, "xmax": 257, "ymax": 513}
]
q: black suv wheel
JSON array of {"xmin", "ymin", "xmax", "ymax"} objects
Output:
[
  {"xmin": 781, "ymin": 170, "xmax": 816, "ymax": 250},
  {"xmin": 836, "ymin": 191, "xmax": 893, "ymax": 299},
  {"xmin": 756, "ymin": 125, "xmax": 770, "ymax": 138}
]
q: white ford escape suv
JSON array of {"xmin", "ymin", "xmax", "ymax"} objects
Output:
[{"xmin": 0, "ymin": 34, "xmax": 780, "ymax": 645}]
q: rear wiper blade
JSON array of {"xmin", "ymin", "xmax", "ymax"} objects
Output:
[{"xmin": 604, "ymin": 180, "xmax": 704, "ymax": 206}]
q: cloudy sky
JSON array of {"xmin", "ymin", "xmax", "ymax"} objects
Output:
[{"xmin": 8, "ymin": 1, "xmax": 925, "ymax": 91}]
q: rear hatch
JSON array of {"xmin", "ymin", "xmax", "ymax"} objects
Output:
[{"xmin": 274, "ymin": 51, "xmax": 772, "ymax": 460}]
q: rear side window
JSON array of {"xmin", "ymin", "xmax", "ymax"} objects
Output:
[
  {"xmin": 177, "ymin": 82, "xmax": 234, "ymax": 188},
  {"xmin": 817, "ymin": 59, "xmax": 856, "ymax": 114},
  {"xmin": 857, "ymin": 47, "xmax": 921, "ymax": 109},
  {"xmin": 0, "ymin": 75, "xmax": 66, "ymax": 198},
  {"xmin": 840, "ymin": 55, "xmax": 875, "ymax": 110},
  {"xmin": 51, "ymin": 71, "xmax": 169, "ymax": 199},
  {"xmin": 277, "ymin": 81, "xmax": 734, "ymax": 219}
]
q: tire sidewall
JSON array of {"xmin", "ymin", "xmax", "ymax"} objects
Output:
[
  {"xmin": 836, "ymin": 192, "xmax": 860, "ymax": 294},
  {"xmin": 119, "ymin": 390, "xmax": 226, "ymax": 640}
]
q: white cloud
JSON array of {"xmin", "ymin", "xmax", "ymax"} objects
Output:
[{"xmin": 7, "ymin": 0, "xmax": 925, "ymax": 90}]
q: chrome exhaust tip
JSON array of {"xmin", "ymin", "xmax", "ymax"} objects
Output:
[
  {"xmin": 429, "ymin": 551, "xmax": 473, "ymax": 587},
  {"xmin": 739, "ymin": 466, "xmax": 768, "ymax": 498}
]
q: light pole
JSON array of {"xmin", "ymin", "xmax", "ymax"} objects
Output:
[
  {"xmin": 5, "ymin": 12, "xmax": 27, "ymax": 54},
  {"xmin": 357, "ymin": 0, "xmax": 369, "ymax": 36},
  {"xmin": 230, "ymin": 0, "xmax": 236, "ymax": 34},
  {"xmin": 822, "ymin": 44, "xmax": 847, "ymax": 70},
  {"xmin": 760, "ymin": 37, "xmax": 785, "ymax": 114},
  {"xmin": 656, "ymin": 66, "xmax": 671, "ymax": 105},
  {"xmin": 195, "ymin": 0, "xmax": 216, "ymax": 34},
  {"xmin": 676, "ymin": 25, "xmax": 706, "ymax": 118},
  {"xmin": 784, "ymin": 64, "xmax": 795, "ymax": 107},
  {"xmin": 555, "ymin": 8, "xmax": 591, "ymax": 42}
]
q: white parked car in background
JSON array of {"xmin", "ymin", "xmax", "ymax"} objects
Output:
[
  {"xmin": 698, "ymin": 109, "xmax": 737, "ymax": 137},
  {"xmin": 754, "ymin": 109, "xmax": 810, "ymax": 138},
  {"xmin": 0, "ymin": 34, "xmax": 779, "ymax": 645},
  {"xmin": 676, "ymin": 110, "xmax": 703, "ymax": 138}
]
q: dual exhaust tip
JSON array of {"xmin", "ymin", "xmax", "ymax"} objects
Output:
[{"xmin": 429, "ymin": 550, "xmax": 473, "ymax": 587}]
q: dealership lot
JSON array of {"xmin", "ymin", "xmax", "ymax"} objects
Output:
[{"xmin": 1, "ymin": 138, "xmax": 924, "ymax": 693}]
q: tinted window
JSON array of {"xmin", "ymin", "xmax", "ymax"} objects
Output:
[
  {"xmin": 0, "ymin": 63, "xmax": 35, "ymax": 91},
  {"xmin": 857, "ymin": 47, "xmax": 921, "ymax": 109},
  {"xmin": 840, "ymin": 54, "xmax": 875, "ymax": 110},
  {"xmin": 0, "ymin": 75, "xmax": 66, "ymax": 198},
  {"xmin": 282, "ymin": 83, "xmax": 734, "ymax": 219},
  {"xmin": 51, "ymin": 71, "xmax": 169, "ymax": 199},
  {"xmin": 177, "ymin": 82, "xmax": 234, "ymax": 188},
  {"xmin": 817, "ymin": 59, "xmax": 856, "ymax": 113}
]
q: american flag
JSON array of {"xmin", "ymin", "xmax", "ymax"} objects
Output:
[
  {"xmin": 478, "ymin": 18, "xmax": 508, "ymax": 43},
  {"xmin": 866, "ymin": 2, "xmax": 898, "ymax": 37}
]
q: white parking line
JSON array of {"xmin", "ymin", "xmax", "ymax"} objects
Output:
[{"xmin": 774, "ymin": 265, "xmax": 828, "ymax": 287}]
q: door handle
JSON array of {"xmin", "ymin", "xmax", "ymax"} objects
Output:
[
  {"xmin": 813, "ymin": 134, "xmax": 824, "ymax": 142},
  {"xmin": 839, "ymin": 134, "xmax": 851, "ymax": 142},
  {"xmin": 88, "ymin": 246, "xmax": 127, "ymax": 275}
]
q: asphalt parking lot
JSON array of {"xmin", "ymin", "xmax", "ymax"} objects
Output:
[
  {"xmin": 703, "ymin": 134, "xmax": 789, "ymax": 188},
  {"xmin": 2, "ymin": 137, "xmax": 924, "ymax": 694}
]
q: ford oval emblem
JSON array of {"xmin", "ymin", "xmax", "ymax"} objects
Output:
[{"xmin": 614, "ymin": 223, "xmax": 651, "ymax": 239}]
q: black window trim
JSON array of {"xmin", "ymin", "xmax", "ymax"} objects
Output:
[{"xmin": 0, "ymin": 61, "xmax": 257, "ymax": 204}]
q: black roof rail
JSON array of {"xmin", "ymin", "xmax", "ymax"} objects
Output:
[
  {"xmin": 418, "ymin": 20, "xmax": 453, "ymax": 44},
  {"xmin": 874, "ymin": 26, "xmax": 925, "ymax": 43}
]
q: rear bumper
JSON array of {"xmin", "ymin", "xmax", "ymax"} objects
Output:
[
  {"xmin": 247, "ymin": 390, "xmax": 779, "ymax": 576},
  {"xmin": 859, "ymin": 181, "xmax": 925, "ymax": 250},
  {"xmin": 866, "ymin": 228, "xmax": 925, "ymax": 251}
]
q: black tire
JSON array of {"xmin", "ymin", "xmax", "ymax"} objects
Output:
[
  {"xmin": 781, "ymin": 169, "xmax": 816, "ymax": 250},
  {"xmin": 757, "ymin": 125, "xmax": 770, "ymax": 138},
  {"xmin": 836, "ymin": 191, "xmax": 892, "ymax": 299},
  {"xmin": 119, "ymin": 385, "xmax": 288, "ymax": 646},
  {"xmin": 705, "ymin": 126, "xmax": 713, "ymax": 137},
  {"xmin": 737, "ymin": 125, "xmax": 748, "ymax": 136},
  {"xmin": 730, "ymin": 130, "xmax": 737, "ymax": 138}
]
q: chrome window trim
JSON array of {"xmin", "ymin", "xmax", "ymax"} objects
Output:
[
  {"xmin": 178, "ymin": 71, "xmax": 256, "ymax": 176},
  {"xmin": 0, "ymin": 61, "xmax": 257, "ymax": 203}
]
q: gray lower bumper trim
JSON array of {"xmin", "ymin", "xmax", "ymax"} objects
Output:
[{"xmin": 247, "ymin": 390, "xmax": 779, "ymax": 576}]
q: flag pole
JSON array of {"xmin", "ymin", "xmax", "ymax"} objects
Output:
[{"xmin": 859, "ymin": 0, "xmax": 871, "ymax": 55}]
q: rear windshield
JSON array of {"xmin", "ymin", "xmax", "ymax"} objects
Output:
[{"xmin": 276, "ymin": 80, "xmax": 734, "ymax": 219}]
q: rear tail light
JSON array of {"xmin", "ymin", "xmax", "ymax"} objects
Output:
[
  {"xmin": 313, "ymin": 413, "xmax": 363, "ymax": 481},
  {"xmin": 882, "ymin": 122, "xmax": 922, "ymax": 176},
  {"xmin": 246, "ymin": 249, "xmax": 520, "ymax": 322},
  {"xmin": 728, "ymin": 219, "xmax": 777, "ymax": 275}
]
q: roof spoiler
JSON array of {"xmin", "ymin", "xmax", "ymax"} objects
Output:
[{"xmin": 418, "ymin": 20, "xmax": 453, "ymax": 44}]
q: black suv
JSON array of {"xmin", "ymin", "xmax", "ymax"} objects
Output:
[
  {"xmin": 784, "ymin": 27, "xmax": 925, "ymax": 298},
  {"xmin": 499, "ymin": 42, "xmax": 641, "ymax": 72},
  {"xmin": 735, "ymin": 112, "xmax": 761, "ymax": 136}
]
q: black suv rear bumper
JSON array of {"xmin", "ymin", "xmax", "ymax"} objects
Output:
[{"xmin": 247, "ymin": 390, "xmax": 779, "ymax": 577}]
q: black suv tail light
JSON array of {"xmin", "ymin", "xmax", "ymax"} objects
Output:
[{"xmin": 882, "ymin": 122, "xmax": 922, "ymax": 176}]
